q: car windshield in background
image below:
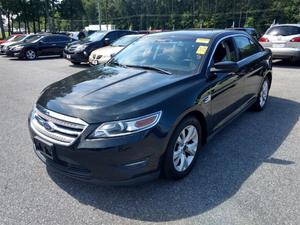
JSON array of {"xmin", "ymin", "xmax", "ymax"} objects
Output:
[
  {"xmin": 83, "ymin": 31, "xmax": 106, "ymax": 42},
  {"xmin": 266, "ymin": 26, "xmax": 300, "ymax": 36},
  {"xmin": 111, "ymin": 35, "xmax": 206, "ymax": 74},
  {"xmin": 111, "ymin": 35, "xmax": 141, "ymax": 47}
]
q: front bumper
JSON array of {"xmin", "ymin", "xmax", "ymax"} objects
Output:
[
  {"xmin": 28, "ymin": 115, "xmax": 166, "ymax": 185},
  {"xmin": 266, "ymin": 47, "xmax": 300, "ymax": 59},
  {"xmin": 6, "ymin": 49, "xmax": 22, "ymax": 57},
  {"xmin": 63, "ymin": 51, "xmax": 89, "ymax": 63}
]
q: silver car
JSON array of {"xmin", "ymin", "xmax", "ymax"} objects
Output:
[{"xmin": 259, "ymin": 24, "xmax": 300, "ymax": 61}]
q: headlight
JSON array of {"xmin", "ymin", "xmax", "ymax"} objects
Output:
[
  {"xmin": 13, "ymin": 45, "xmax": 24, "ymax": 51},
  {"xmin": 75, "ymin": 45, "xmax": 87, "ymax": 52},
  {"xmin": 89, "ymin": 111, "xmax": 162, "ymax": 138}
]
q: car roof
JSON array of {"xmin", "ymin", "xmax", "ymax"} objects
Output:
[
  {"xmin": 147, "ymin": 30, "xmax": 243, "ymax": 39},
  {"xmin": 270, "ymin": 24, "xmax": 300, "ymax": 28}
]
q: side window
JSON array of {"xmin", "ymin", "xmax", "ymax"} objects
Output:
[
  {"xmin": 213, "ymin": 38, "xmax": 237, "ymax": 64},
  {"xmin": 56, "ymin": 36, "xmax": 70, "ymax": 42},
  {"xmin": 234, "ymin": 36, "xmax": 260, "ymax": 60},
  {"xmin": 42, "ymin": 36, "xmax": 52, "ymax": 43},
  {"xmin": 106, "ymin": 32, "xmax": 118, "ymax": 42}
]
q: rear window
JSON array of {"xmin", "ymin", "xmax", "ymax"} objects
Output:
[{"xmin": 266, "ymin": 26, "xmax": 300, "ymax": 36}]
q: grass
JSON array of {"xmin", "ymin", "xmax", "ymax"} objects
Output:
[{"xmin": 0, "ymin": 32, "xmax": 9, "ymax": 40}]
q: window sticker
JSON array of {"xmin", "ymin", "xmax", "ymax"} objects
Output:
[
  {"xmin": 196, "ymin": 38, "xmax": 210, "ymax": 44},
  {"xmin": 196, "ymin": 45, "xmax": 208, "ymax": 55}
]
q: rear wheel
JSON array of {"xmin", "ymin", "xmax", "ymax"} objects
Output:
[
  {"xmin": 252, "ymin": 77, "xmax": 270, "ymax": 111},
  {"xmin": 163, "ymin": 116, "xmax": 202, "ymax": 180},
  {"xmin": 25, "ymin": 49, "xmax": 37, "ymax": 60}
]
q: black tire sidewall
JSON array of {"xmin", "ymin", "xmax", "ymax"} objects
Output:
[{"xmin": 163, "ymin": 116, "xmax": 202, "ymax": 180}]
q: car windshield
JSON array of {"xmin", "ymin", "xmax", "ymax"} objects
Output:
[
  {"xmin": 14, "ymin": 35, "xmax": 26, "ymax": 42},
  {"xmin": 25, "ymin": 35, "xmax": 43, "ymax": 43},
  {"xmin": 111, "ymin": 35, "xmax": 141, "ymax": 47},
  {"xmin": 83, "ymin": 31, "xmax": 106, "ymax": 42},
  {"xmin": 110, "ymin": 35, "xmax": 206, "ymax": 75},
  {"xmin": 266, "ymin": 26, "xmax": 300, "ymax": 36}
]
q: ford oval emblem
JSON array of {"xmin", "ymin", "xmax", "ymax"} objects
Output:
[{"xmin": 43, "ymin": 121, "xmax": 55, "ymax": 132}]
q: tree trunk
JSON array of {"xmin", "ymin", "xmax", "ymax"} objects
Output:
[
  {"xmin": 11, "ymin": 17, "xmax": 14, "ymax": 33},
  {"xmin": 38, "ymin": 17, "xmax": 41, "ymax": 32},
  {"xmin": 0, "ymin": 9, "xmax": 6, "ymax": 39},
  {"xmin": 7, "ymin": 12, "xmax": 11, "ymax": 35},
  {"xmin": 44, "ymin": 16, "xmax": 47, "ymax": 32},
  {"xmin": 18, "ymin": 16, "xmax": 21, "ymax": 32}
]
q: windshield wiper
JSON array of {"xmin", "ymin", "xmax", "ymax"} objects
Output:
[{"xmin": 126, "ymin": 65, "xmax": 172, "ymax": 75}]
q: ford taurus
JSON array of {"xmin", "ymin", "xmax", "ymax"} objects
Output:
[{"xmin": 29, "ymin": 30, "xmax": 272, "ymax": 185}]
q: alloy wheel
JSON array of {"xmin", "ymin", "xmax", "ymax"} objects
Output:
[
  {"xmin": 173, "ymin": 125, "xmax": 199, "ymax": 172},
  {"xmin": 259, "ymin": 80, "xmax": 269, "ymax": 107},
  {"xmin": 26, "ymin": 50, "xmax": 36, "ymax": 60}
]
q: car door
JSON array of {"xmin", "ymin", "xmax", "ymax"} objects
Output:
[
  {"xmin": 54, "ymin": 36, "xmax": 71, "ymax": 55},
  {"xmin": 208, "ymin": 37, "xmax": 246, "ymax": 132},
  {"xmin": 38, "ymin": 36, "xmax": 53, "ymax": 55},
  {"xmin": 233, "ymin": 36, "xmax": 266, "ymax": 103}
]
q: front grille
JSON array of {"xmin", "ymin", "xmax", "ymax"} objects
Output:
[{"xmin": 30, "ymin": 106, "xmax": 88, "ymax": 146}]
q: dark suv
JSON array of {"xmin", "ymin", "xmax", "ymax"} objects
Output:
[
  {"xmin": 8, "ymin": 34, "xmax": 74, "ymax": 60},
  {"xmin": 63, "ymin": 30, "xmax": 136, "ymax": 65},
  {"xmin": 29, "ymin": 30, "xmax": 272, "ymax": 185}
]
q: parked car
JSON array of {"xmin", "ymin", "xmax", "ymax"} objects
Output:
[
  {"xmin": 259, "ymin": 24, "xmax": 300, "ymax": 61},
  {"xmin": 63, "ymin": 30, "xmax": 136, "ymax": 65},
  {"xmin": 89, "ymin": 34, "xmax": 144, "ymax": 66},
  {"xmin": 0, "ymin": 34, "xmax": 23, "ymax": 45},
  {"xmin": 227, "ymin": 27, "xmax": 260, "ymax": 39},
  {"xmin": 8, "ymin": 34, "xmax": 74, "ymax": 60},
  {"xmin": 29, "ymin": 30, "xmax": 272, "ymax": 185},
  {"xmin": 0, "ymin": 34, "xmax": 26, "ymax": 54},
  {"xmin": 4, "ymin": 34, "xmax": 42, "ymax": 55}
]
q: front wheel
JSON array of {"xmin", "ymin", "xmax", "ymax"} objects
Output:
[
  {"xmin": 25, "ymin": 49, "xmax": 37, "ymax": 60},
  {"xmin": 252, "ymin": 77, "xmax": 270, "ymax": 111},
  {"xmin": 163, "ymin": 116, "xmax": 202, "ymax": 180}
]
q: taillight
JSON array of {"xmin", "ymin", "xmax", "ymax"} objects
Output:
[
  {"xmin": 290, "ymin": 37, "xmax": 300, "ymax": 42},
  {"xmin": 259, "ymin": 37, "xmax": 269, "ymax": 42}
]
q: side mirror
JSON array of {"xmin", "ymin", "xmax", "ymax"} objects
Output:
[
  {"xmin": 210, "ymin": 61, "xmax": 239, "ymax": 73},
  {"xmin": 104, "ymin": 38, "xmax": 110, "ymax": 46}
]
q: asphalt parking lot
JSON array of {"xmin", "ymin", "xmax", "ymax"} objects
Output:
[{"xmin": 0, "ymin": 56, "xmax": 299, "ymax": 225}]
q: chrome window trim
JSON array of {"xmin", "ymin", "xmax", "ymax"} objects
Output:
[{"xmin": 207, "ymin": 33, "xmax": 261, "ymax": 71}]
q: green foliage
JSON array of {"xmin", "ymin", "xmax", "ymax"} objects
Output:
[{"xmin": 0, "ymin": 0, "xmax": 299, "ymax": 37}]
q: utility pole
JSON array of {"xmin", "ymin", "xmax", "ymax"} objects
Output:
[{"xmin": 98, "ymin": 1, "xmax": 101, "ymax": 31}]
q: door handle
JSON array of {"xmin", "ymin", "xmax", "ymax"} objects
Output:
[{"xmin": 51, "ymin": 44, "xmax": 57, "ymax": 46}]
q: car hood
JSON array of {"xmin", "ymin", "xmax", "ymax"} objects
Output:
[
  {"xmin": 91, "ymin": 46, "xmax": 123, "ymax": 57},
  {"xmin": 1, "ymin": 41, "xmax": 17, "ymax": 47},
  {"xmin": 37, "ymin": 66, "xmax": 192, "ymax": 123}
]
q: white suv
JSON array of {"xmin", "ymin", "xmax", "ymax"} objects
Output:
[{"xmin": 259, "ymin": 24, "xmax": 300, "ymax": 61}]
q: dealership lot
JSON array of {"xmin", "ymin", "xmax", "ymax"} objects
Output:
[{"xmin": 0, "ymin": 56, "xmax": 299, "ymax": 225}]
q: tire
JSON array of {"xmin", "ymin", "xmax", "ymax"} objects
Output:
[
  {"xmin": 252, "ymin": 77, "xmax": 270, "ymax": 111},
  {"xmin": 163, "ymin": 116, "xmax": 202, "ymax": 180},
  {"xmin": 71, "ymin": 61, "xmax": 81, "ymax": 65},
  {"xmin": 25, "ymin": 49, "xmax": 37, "ymax": 60}
]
